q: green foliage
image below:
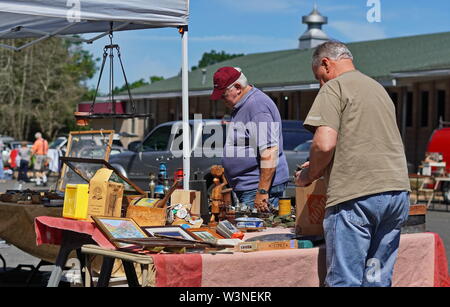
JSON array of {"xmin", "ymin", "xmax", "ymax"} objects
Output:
[
  {"xmin": 192, "ymin": 50, "xmax": 244, "ymax": 71},
  {"xmin": 0, "ymin": 38, "xmax": 99, "ymax": 140},
  {"xmin": 112, "ymin": 76, "xmax": 165, "ymax": 95}
]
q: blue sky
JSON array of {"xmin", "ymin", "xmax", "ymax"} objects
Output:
[{"xmin": 83, "ymin": 0, "xmax": 450, "ymax": 93}]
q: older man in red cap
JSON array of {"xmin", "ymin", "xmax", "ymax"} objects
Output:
[{"xmin": 210, "ymin": 67, "xmax": 289, "ymax": 213}]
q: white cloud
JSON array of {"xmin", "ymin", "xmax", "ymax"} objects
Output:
[{"xmin": 329, "ymin": 20, "xmax": 387, "ymax": 42}]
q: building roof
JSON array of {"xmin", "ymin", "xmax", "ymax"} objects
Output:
[{"xmin": 126, "ymin": 31, "xmax": 450, "ymax": 98}]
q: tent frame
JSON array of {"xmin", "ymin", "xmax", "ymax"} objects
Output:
[{"xmin": 0, "ymin": 21, "xmax": 132, "ymax": 51}]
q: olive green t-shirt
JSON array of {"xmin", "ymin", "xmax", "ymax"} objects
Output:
[{"xmin": 304, "ymin": 70, "xmax": 411, "ymax": 208}]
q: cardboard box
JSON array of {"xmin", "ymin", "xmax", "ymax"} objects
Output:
[
  {"xmin": 235, "ymin": 240, "xmax": 301, "ymax": 252},
  {"xmin": 295, "ymin": 178, "xmax": 327, "ymax": 236},
  {"xmin": 170, "ymin": 189, "xmax": 201, "ymax": 216},
  {"xmin": 88, "ymin": 168, "xmax": 124, "ymax": 220},
  {"xmin": 257, "ymin": 240, "xmax": 298, "ymax": 251}
]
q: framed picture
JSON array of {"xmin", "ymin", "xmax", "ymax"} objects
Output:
[
  {"xmin": 58, "ymin": 130, "xmax": 114, "ymax": 192},
  {"xmin": 143, "ymin": 226, "xmax": 196, "ymax": 241},
  {"xmin": 92, "ymin": 216, "xmax": 148, "ymax": 249},
  {"xmin": 187, "ymin": 228, "xmax": 224, "ymax": 242}
]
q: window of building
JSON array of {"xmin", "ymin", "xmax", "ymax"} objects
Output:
[
  {"xmin": 389, "ymin": 92, "xmax": 399, "ymax": 117},
  {"xmin": 283, "ymin": 95, "xmax": 289, "ymax": 118},
  {"xmin": 437, "ymin": 90, "xmax": 446, "ymax": 124},
  {"xmin": 421, "ymin": 91, "xmax": 429, "ymax": 127},
  {"xmin": 131, "ymin": 118, "xmax": 136, "ymax": 134},
  {"xmin": 406, "ymin": 92, "xmax": 413, "ymax": 127}
]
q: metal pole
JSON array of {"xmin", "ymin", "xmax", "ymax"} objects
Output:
[{"xmin": 181, "ymin": 27, "xmax": 190, "ymax": 190}]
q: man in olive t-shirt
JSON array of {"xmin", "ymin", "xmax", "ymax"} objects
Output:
[{"xmin": 295, "ymin": 41, "xmax": 410, "ymax": 287}]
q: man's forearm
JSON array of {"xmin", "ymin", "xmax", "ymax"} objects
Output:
[
  {"xmin": 307, "ymin": 145, "xmax": 334, "ymax": 181},
  {"xmin": 299, "ymin": 126, "xmax": 337, "ymax": 185},
  {"xmin": 258, "ymin": 146, "xmax": 278, "ymax": 190}
]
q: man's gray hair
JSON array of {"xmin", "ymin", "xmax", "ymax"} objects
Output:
[
  {"xmin": 232, "ymin": 67, "xmax": 249, "ymax": 88},
  {"xmin": 312, "ymin": 41, "xmax": 354, "ymax": 67}
]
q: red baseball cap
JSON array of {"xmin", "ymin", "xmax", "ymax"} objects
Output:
[{"xmin": 210, "ymin": 67, "xmax": 241, "ymax": 100}]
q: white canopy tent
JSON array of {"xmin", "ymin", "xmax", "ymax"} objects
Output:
[{"xmin": 0, "ymin": 0, "xmax": 192, "ymax": 190}]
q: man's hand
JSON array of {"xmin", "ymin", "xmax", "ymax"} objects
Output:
[
  {"xmin": 254, "ymin": 192, "xmax": 270, "ymax": 212},
  {"xmin": 295, "ymin": 166, "xmax": 313, "ymax": 187}
]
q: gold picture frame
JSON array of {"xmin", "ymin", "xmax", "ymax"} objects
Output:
[
  {"xmin": 91, "ymin": 216, "xmax": 148, "ymax": 249},
  {"xmin": 57, "ymin": 130, "xmax": 114, "ymax": 192},
  {"xmin": 187, "ymin": 227, "xmax": 224, "ymax": 242}
]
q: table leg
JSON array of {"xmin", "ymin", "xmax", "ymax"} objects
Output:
[
  {"xmin": 141, "ymin": 264, "xmax": 149, "ymax": 287},
  {"xmin": 0, "ymin": 253, "xmax": 6, "ymax": 271},
  {"xmin": 122, "ymin": 260, "xmax": 140, "ymax": 287},
  {"xmin": 84, "ymin": 254, "xmax": 92, "ymax": 287},
  {"xmin": 47, "ymin": 231, "xmax": 95, "ymax": 287},
  {"xmin": 96, "ymin": 256, "xmax": 114, "ymax": 287}
]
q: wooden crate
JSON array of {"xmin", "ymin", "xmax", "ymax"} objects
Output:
[{"xmin": 126, "ymin": 206, "xmax": 167, "ymax": 227}]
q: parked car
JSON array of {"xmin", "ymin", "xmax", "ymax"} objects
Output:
[
  {"xmin": 49, "ymin": 136, "xmax": 68, "ymax": 157},
  {"xmin": 109, "ymin": 119, "xmax": 312, "ymax": 198},
  {"xmin": 293, "ymin": 140, "xmax": 312, "ymax": 153},
  {"xmin": 426, "ymin": 126, "xmax": 450, "ymax": 202},
  {"xmin": 427, "ymin": 127, "xmax": 450, "ymax": 173},
  {"xmin": 282, "ymin": 120, "xmax": 313, "ymax": 151}
]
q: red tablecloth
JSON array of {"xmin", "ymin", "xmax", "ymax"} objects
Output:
[
  {"xmin": 34, "ymin": 216, "xmax": 450, "ymax": 287},
  {"xmin": 150, "ymin": 232, "xmax": 450, "ymax": 287},
  {"xmin": 35, "ymin": 216, "xmax": 115, "ymax": 249}
]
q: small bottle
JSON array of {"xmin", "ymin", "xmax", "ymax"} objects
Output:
[
  {"xmin": 149, "ymin": 173, "xmax": 156, "ymax": 198},
  {"xmin": 163, "ymin": 179, "xmax": 170, "ymax": 195}
]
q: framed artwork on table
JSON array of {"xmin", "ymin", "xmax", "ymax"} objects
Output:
[
  {"xmin": 143, "ymin": 226, "xmax": 196, "ymax": 241},
  {"xmin": 187, "ymin": 228, "xmax": 224, "ymax": 242},
  {"xmin": 92, "ymin": 216, "xmax": 148, "ymax": 249},
  {"xmin": 58, "ymin": 130, "xmax": 114, "ymax": 192}
]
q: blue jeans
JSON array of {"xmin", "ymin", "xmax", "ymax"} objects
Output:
[
  {"xmin": 323, "ymin": 191, "xmax": 410, "ymax": 287},
  {"xmin": 234, "ymin": 182, "xmax": 288, "ymax": 209}
]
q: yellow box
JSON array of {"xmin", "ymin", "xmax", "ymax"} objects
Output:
[{"xmin": 63, "ymin": 184, "xmax": 89, "ymax": 220}]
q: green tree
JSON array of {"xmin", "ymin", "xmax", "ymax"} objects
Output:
[
  {"xmin": 112, "ymin": 76, "xmax": 165, "ymax": 95},
  {"xmin": 192, "ymin": 50, "xmax": 244, "ymax": 71},
  {"xmin": 0, "ymin": 38, "xmax": 98, "ymax": 140}
]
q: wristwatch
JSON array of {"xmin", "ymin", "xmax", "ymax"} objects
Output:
[{"xmin": 257, "ymin": 188, "xmax": 269, "ymax": 194}]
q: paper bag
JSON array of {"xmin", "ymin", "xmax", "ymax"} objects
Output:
[{"xmin": 295, "ymin": 178, "xmax": 327, "ymax": 236}]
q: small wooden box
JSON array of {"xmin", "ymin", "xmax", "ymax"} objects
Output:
[
  {"xmin": 126, "ymin": 206, "xmax": 167, "ymax": 227},
  {"xmin": 87, "ymin": 169, "xmax": 124, "ymax": 220}
]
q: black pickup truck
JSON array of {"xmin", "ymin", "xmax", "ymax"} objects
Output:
[{"xmin": 109, "ymin": 119, "xmax": 312, "ymax": 198}]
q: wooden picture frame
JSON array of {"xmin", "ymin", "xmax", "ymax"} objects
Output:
[
  {"xmin": 92, "ymin": 216, "xmax": 148, "ymax": 249},
  {"xmin": 187, "ymin": 227, "xmax": 224, "ymax": 242},
  {"xmin": 143, "ymin": 226, "xmax": 196, "ymax": 241},
  {"xmin": 58, "ymin": 130, "xmax": 114, "ymax": 192}
]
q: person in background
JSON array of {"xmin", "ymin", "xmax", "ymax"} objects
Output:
[
  {"xmin": 18, "ymin": 142, "xmax": 31, "ymax": 183},
  {"xmin": 8, "ymin": 146, "xmax": 19, "ymax": 176},
  {"xmin": 0, "ymin": 140, "xmax": 4, "ymax": 181},
  {"xmin": 31, "ymin": 132, "xmax": 48, "ymax": 186}
]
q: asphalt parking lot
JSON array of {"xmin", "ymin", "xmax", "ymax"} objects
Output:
[{"xmin": 0, "ymin": 179, "xmax": 449, "ymax": 286}]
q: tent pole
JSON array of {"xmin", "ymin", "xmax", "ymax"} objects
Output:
[{"xmin": 181, "ymin": 26, "xmax": 190, "ymax": 190}]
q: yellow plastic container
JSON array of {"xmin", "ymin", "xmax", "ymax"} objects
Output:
[
  {"xmin": 63, "ymin": 184, "xmax": 89, "ymax": 220},
  {"xmin": 278, "ymin": 197, "xmax": 292, "ymax": 216}
]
